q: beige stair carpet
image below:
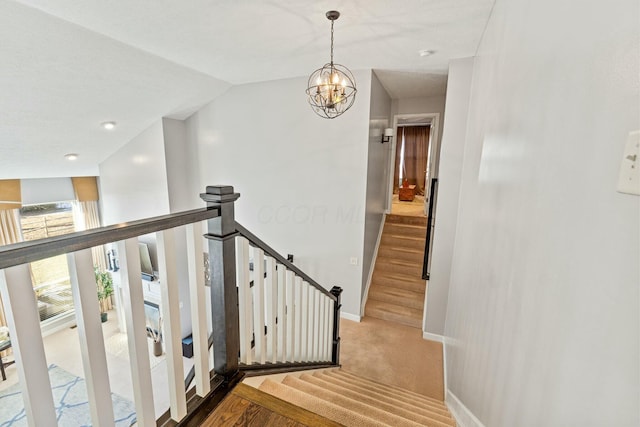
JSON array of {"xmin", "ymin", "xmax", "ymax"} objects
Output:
[
  {"xmin": 312, "ymin": 371, "xmax": 452, "ymax": 419},
  {"xmin": 340, "ymin": 316, "xmax": 445, "ymax": 400},
  {"xmin": 365, "ymin": 214, "xmax": 428, "ymax": 328},
  {"xmin": 280, "ymin": 375, "xmax": 427, "ymax": 427},
  {"xmin": 330, "ymin": 370, "xmax": 446, "ymax": 406},
  {"xmin": 259, "ymin": 379, "xmax": 390, "ymax": 427},
  {"xmin": 257, "ymin": 369, "xmax": 455, "ymax": 427},
  {"xmin": 300, "ymin": 373, "xmax": 454, "ymax": 425}
]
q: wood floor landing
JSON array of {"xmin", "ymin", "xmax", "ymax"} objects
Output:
[{"xmin": 201, "ymin": 383, "xmax": 340, "ymax": 426}]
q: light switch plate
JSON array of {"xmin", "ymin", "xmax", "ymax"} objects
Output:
[
  {"xmin": 617, "ymin": 130, "xmax": 640, "ymax": 196},
  {"xmin": 350, "ymin": 257, "xmax": 358, "ymax": 265}
]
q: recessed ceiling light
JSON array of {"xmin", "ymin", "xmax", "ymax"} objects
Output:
[
  {"xmin": 419, "ymin": 50, "xmax": 435, "ymax": 57},
  {"xmin": 65, "ymin": 153, "xmax": 79, "ymax": 161},
  {"xmin": 101, "ymin": 121, "xmax": 116, "ymax": 130}
]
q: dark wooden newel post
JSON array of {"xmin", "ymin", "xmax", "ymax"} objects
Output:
[
  {"xmin": 330, "ymin": 286, "xmax": 343, "ymax": 365},
  {"xmin": 201, "ymin": 186, "xmax": 241, "ymax": 380}
]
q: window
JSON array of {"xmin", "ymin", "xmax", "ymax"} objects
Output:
[{"xmin": 20, "ymin": 202, "xmax": 76, "ymax": 322}]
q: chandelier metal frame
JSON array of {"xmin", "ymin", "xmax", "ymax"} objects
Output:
[{"xmin": 306, "ymin": 11, "xmax": 357, "ymax": 119}]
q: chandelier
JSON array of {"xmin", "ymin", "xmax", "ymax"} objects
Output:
[{"xmin": 306, "ymin": 11, "xmax": 357, "ymax": 119}]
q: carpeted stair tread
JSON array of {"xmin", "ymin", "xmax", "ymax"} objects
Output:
[
  {"xmin": 384, "ymin": 223, "xmax": 427, "ymax": 238},
  {"xmin": 314, "ymin": 371, "xmax": 450, "ymax": 414},
  {"xmin": 259, "ymin": 379, "xmax": 389, "ymax": 427},
  {"xmin": 368, "ymin": 285, "xmax": 425, "ymax": 310},
  {"xmin": 372, "ymin": 272, "xmax": 426, "ymax": 293},
  {"xmin": 377, "ymin": 245, "xmax": 424, "ymax": 263},
  {"xmin": 314, "ymin": 370, "xmax": 449, "ymax": 415},
  {"xmin": 308, "ymin": 372, "xmax": 452, "ymax": 418},
  {"xmin": 386, "ymin": 214, "xmax": 428, "ymax": 226},
  {"xmin": 381, "ymin": 233, "xmax": 425, "ymax": 247},
  {"xmin": 331, "ymin": 370, "xmax": 447, "ymax": 407},
  {"xmin": 365, "ymin": 299, "xmax": 423, "ymax": 328},
  {"xmin": 298, "ymin": 373, "xmax": 454, "ymax": 426},
  {"xmin": 381, "ymin": 232, "xmax": 424, "ymax": 241},
  {"xmin": 374, "ymin": 256, "xmax": 423, "ymax": 276},
  {"xmin": 280, "ymin": 376, "xmax": 425, "ymax": 427}
]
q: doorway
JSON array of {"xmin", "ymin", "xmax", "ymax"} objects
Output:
[{"xmin": 386, "ymin": 113, "xmax": 440, "ymax": 216}]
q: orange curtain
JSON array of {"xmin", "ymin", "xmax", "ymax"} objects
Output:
[
  {"xmin": 71, "ymin": 177, "xmax": 99, "ymax": 202},
  {"xmin": 402, "ymin": 126, "xmax": 430, "ymax": 195},
  {"xmin": 0, "ymin": 179, "xmax": 21, "ymax": 211}
]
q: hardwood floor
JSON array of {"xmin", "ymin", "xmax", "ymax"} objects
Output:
[{"xmin": 201, "ymin": 383, "xmax": 340, "ymax": 426}]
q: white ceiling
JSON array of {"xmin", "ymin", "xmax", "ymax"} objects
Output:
[{"xmin": 1, "ymin": 0, "xmax": 494, "ymax": 179}]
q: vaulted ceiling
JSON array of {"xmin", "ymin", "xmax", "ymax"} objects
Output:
[{"xmin": 0, "ymin": 0, "xmax": 494, "ymax": 179}]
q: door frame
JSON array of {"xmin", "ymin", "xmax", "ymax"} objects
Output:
[{"xmin": 385, "ymin": 112, "xmax": 441, "ymax": 214}]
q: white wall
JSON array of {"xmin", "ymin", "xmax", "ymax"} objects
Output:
[
  {"xmin": 187, "ymin": 72, "xmax": 373, "ymax": 317},
  {"xmin": 100, "ymin": 119, "xmax": 195, "ymax": 338},
  {"xmin": 361, "ymin": 71, "xmax": 393, "ymax": 302},
  {"xmin": 442, "ymin": 0, "xmax": 639, "ymax": 425},
  {"xmin": 163, "ymin": 118, "xmax": 196, "ymax": 212},
  {"xmin": 425, "ymin": 58, "xmax": 474, "ymax": 335},
  {"xmin": 99, "ymin": 120, "xmax": 170, "ymax": 225}
]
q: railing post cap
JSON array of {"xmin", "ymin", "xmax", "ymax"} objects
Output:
[
  {"xmin": 201, "ymin": 186, "xmax": 240, "ymax": 204},
  {"xmin": 206, "ymin": 185, "xmax": 235, "ymax": 195},
  {"xmin": 330, "ymin": 286, "xmax": 343, "ymax": 296}
]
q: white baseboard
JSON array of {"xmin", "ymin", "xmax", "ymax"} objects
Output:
[
  {"xmin": 446, "ymin": 390, "xmax": 486, "ymax": 427},
  {"xmin": 340, "ymin": 312, "xmax": 361, "ymax": 322},
  {"xmin": 41, "ymin": 312, "xmax": 76, "ymax": 337},
  {"xmin": 422, "ymin": 331, "xmax": 444, "ymax": 343},
  {"xmin": 423, "ymin": 331, "xmax": 448, "ymax": 397},
  {"xmin": 423, "ymin": 333, "xmax": 483, "ymax": 427},
  {"xmin": 360, "ymin": 213, "xmax": 387, "ymax": 316}
]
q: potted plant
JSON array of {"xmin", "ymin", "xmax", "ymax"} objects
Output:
[{"xmin": 95, "ymin": 267, "xmax": 114, "ymax": 323}]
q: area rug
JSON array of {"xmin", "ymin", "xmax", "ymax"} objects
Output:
[{"xmin": 0, "ymin": 364, "xmax": 136, "ymax": 426}]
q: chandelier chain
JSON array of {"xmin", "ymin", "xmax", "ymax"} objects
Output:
[{"xmin": 330, "ymin": 19, "xmax": 334, "ymax": 65}]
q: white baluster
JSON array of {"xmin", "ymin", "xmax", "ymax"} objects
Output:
[
  {"xmin": 235, "ymin": 236, "xmax": 252, "ymax": 365},
  {"xmin": 265, "ymin": 256, "xmax": 277, "ymax": 363},
  {"xmin": 251, "ymin": 247, "xmax": 266, "ymax": 364},
  {"xmin": 294, "ymin": 276, "xmax": 303, "ymax": 361},
  {"xmin": 285, "ymin": 270, "xmax": 295, "ymax": 362},
  {"xmin": 276, "ymin": 265, "xmax": 286, "ymax": 362},
  {"xmin": 306, "ymin": 283, "xmax": 315, "ymax": 361},
  {"xmin": 319, "ymin": 295, "xmax": 327, "ymax": 361},
  {"xmin": 186, "ymin": 222, "xmax": 210, "ymax": 397},
  {"xmin": 313, "ymin": 289, "xmax": 321, "ymax": 362},
  {"xmin": 157, "ymin": 229, "xmax": 187, "ymax": 421},
  {"xmin": 117, "ymin": 238, "xmax": 155, "ymax": 426},
  {"xmin": 68, "ymin": 249, "xmax": 115, "ymax": 426},
  {"xmin": 0, "ymin": 265, "xmax": 56, "ymax": 427},
  {"xmin": 300, "ymin": 281, "xmax": 309, "ymax": 361}
]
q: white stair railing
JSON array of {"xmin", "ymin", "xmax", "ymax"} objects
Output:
[
  {"xmin": 233, "ymin": 233, "xmax": 338, "ymax": 367},
  {"xmin": 0, "ymin": 186, "xmax": 341, "ymax": 427},
  {"xmin": 0, "ymin": 207, "xmax": 218, "ymax": 427}
]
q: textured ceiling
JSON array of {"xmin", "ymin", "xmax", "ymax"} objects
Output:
[{"xmin": 1, "ymin": 0, "xmax": 494, "ymax": 179}]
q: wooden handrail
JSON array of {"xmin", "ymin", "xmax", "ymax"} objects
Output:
[
  {"xmin": 234, "ymin": 222, "xmax": 336, "ymax": 301},
  {"xmin": 0, "ymin": 207, "xmax": 220, "ymax": 270}
]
